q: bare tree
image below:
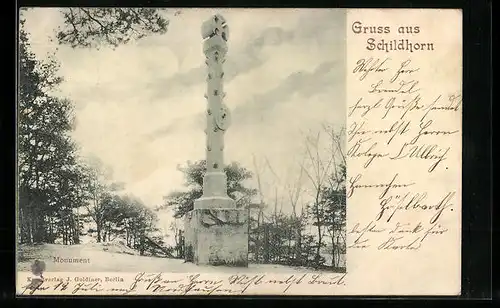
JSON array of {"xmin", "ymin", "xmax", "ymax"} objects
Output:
[
  {"xmin": 300, "ymin": 129, "xmax": 335, "ymax": 261},
  {"xmin": 262, "ymin": 156, "xmax": 285, "ymax": 222},
  {"xmin": 80, "ymin": 157, "xmax": 114, "ymax": 243},
  {"xmin": 169, "ymin": 220, "xmax": 183, "ymax": 258},
  {"xmin": 323, "ymin": 123, "xmax": 346, "ymax": 191},
  {"xmin": 251, "ymin": 154, "xmax": 267, "ymax": 262},
  {"xmin": 284, "ymin": 152, "xmax": 307, "ymax": 261},
  {"xmin": 321, "ymin": 124, "xmax": 347, "ymax": 267}
]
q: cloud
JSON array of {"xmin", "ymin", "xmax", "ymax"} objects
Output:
[
  {"xmin": 145, "ymin": 60, "xmax": 340, "ymax": 140},
  {"xmin": 144, "ymin": 26, "xmax": 291, "ymax": 102},
  {"xmin": 144, "ymin": 114, "xmax": 205, "ymax": 141},
  {"xmin": 145, "ymin": 8, "xmax": 346, "ymax": 102},
  {"xmin": 231, "ymin": 60, "xmax": 341, "ymax": 126},
  {"xmin": 22, "ymin": 8, "xmax": 347, "ymax": 209},
  {"xmin": 144, "ymin": 9, "xmax": 346, "ymax": 141}
]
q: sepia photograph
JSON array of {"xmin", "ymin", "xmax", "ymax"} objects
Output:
[{"xmin": 17, "ymin": 8, "xmax": 347, "ymax": 277}]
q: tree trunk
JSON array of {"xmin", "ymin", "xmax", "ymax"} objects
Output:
[
  {"xmin": 177, "ymin": 231, "xmax": 181, "ymax": 257},
  {"xmin": 295, "ymin": 227, "xmax": 302, "ymax": 264},
  {"xmin": 263, "ymin": 224, "xmax": 270, "ymax": 263},
  {"xmin": 67, "ymin": 220, "xmax": 71, "ymax": 245},
  {"xmin": 97, "ymin": 224, "xmax": 102, "ymax": 243},
  {"xmin": 315, "ymin": 207, "xmax": 322, "ymax": 259},
  {"xmin": 19, "ymin": 208, "xmax": 28, "ymax": 244},
  {"xmin": 139, "ymin": 233, "xmax": 145, "ymax": 256},
  {"xmin": 25, "ymin": 200, "xmax": 35, "ymax": 244},
  {"xmin": 73, "ymin": 216, "xmax": 80, "ymax": 245},
  {"xmin": 33, "ymin": 214, "xmax": 39, "ymax": 243},
  {"xmin": 48, "ymin": 216, "xmax": 54, "ymax": 244},
  {"xmin": 68, "ymin": 218, "xmax": 73, "ymax": 245},
  {"xmin": 179, "ymin": 232, "xmax": 185, "ymax": 259},
  {"xmin": 74, "ymin": 208, "xmax": 80, "ymax": 244},
  {"xmin": 313, "ymin": 186, "xmax": 323, "ymax": 261},
  {"xmin": 331, "ymin": 231, "xmax": 336, "ymax": 267},
  {"xmin": 255, "ymin": 210, "xmax": 262, "ymax": 263},
  {"xmin": 27, "ymin": 213, "xmax": 33, "ymax": 244},
  {"xmin": 33, "ymin": 212, "xmax": 46, "ymax": 243},
  {"xmin": 287, "ymin": 228, "xmax": 292, "ymax": 261},
  {"xmin": 63, "ymin": 220, "xmax": 67, "ymax": 245}
]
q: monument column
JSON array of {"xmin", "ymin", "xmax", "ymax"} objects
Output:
[
  {"xmin": 196, "ymin": 13, "xmax": 234, "ymax": 206},
  {"xmin": 183, "ymin": 14, "xmax": 249, "ymax": 267}
]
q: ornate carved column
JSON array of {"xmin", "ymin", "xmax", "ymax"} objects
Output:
[{"xmin": 183, "ymin": 14, "xmax": 248, "ymax": 267}]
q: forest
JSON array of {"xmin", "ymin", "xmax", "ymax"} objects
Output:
[
  {"xmin": 18, "ymin": 8, "xmax": 170, "ymax": 253},
  {"xmin": 18, "ymin": 8, "xmax": 346, "ymax": 271}
]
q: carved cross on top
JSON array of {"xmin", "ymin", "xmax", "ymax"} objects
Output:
[{"xmin": 202, "ymin": 14, "xmax": 229, "ymax": 42}]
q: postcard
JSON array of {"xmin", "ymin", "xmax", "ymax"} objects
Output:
[{"xmin": 16, "ymin": 8, "xmax": 462, "ymax": 296}]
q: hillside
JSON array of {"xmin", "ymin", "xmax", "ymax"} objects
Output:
[{"xmin": 17, "ymin": 242, "xmax": 320, "ymax": 273}]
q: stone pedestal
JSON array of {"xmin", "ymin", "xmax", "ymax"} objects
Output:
[{"xmin": 184, "ymin": 207, "xmax": 248, "ymax": 266}]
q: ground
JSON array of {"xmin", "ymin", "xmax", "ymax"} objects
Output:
[{"xmin": 17, "ymin": 242, "xmax": 324, "ymax": 273}]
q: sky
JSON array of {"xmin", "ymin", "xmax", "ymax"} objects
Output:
[{"xmin": 22, "ymin": 8, "xmax": 346, "ymax": 231}]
